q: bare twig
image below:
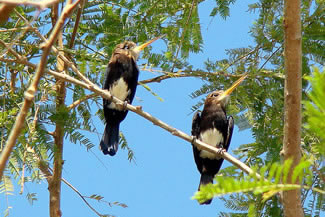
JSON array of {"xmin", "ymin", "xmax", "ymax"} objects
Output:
[
  {"xmin": 139, "ymin": 69, "xmax": 244, "ymax": 84},
  {"xmin": 67, "ymin": 93, "xmax": 97, "ymax": 110},
  {"xmin": 68, "ymin": 0, "xmax": 86, "ymax": 49},
  {"xmin": 38, "ymin": 161, "xmax": 105, "ymax": 216},
  {"xmin": 60, "ymin": 176, "xmax": 103, "ymax": 217}
]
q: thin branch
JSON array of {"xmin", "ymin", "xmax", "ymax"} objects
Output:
[
  {"xmin": 60, "ymin": 176, "xmax": 103, "ymax": 217},
  {"xmin": 26, "ymin": 21, "xmax": 93, "ymax": 85},
  {"xmin": 38, "ymin": 161, "xmax": 105, "ymax": 216},
  {"xmin": 68, "ymin": 0, "xmax": 86, "ymax": 49},
  {"xmin": 139, "ymin": 68, "xmax": 244, "ymax": 84},
  {"xmin": 0, "ymin": 27, "xmax": 31, "ymax": 32},
  {"xmin": 138, "ymin": 45, "xmax": 286, "ymax": 84},
  {"xmin": 20, "ymin": 105, "xmax": 40, "ymax": 194},
  {"xmin": 138, "ymin": 67, "xmax": 286, "ymax": 84},
  {"xmin": 257, "ymin": 46, "xmax": 282, "ymax": 71},
  {"xmin": 0, "ymin": 8, "xmax": 41, "ymax": 58},
  {"xmin": 67, "ymin": 93, "xmax": 97, "ymax": 110},
  {"xmin": 15, "ymin": 9, "xmax": 91, "ymax": 88}
]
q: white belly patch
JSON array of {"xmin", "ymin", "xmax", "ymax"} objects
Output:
[
  {"xmin": 108, "ymin": 78, "xmax": 130, "ymax": 110},
  {"xmin": 199, "ymin": 128, "xmax": 224, "ymax": 159}
]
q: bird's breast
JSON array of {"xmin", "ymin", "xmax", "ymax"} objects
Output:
[
  {"xmin": 199, "ymin": 128, "xmax": 224, "ymax": 159},
  {"xmin": 108, "ymin": 78, "xmax": 130, "ymax": 110}
]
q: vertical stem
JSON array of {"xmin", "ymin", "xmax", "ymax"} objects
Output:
[
  {"xmin": 49, "ymin": 2, "xmax": 66, "ymax": 216},
  {"xmin": 282, "ymin": 0, "xmax": 303, "ymax": 216}
]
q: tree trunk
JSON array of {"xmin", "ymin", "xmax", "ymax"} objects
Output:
[
  {"xmin": 49, "ymin": 3, "xmax": 66, "ymax": 216},
  {"xmin": 282, "ymin": 0, "xmax": 304, "ymax": 216}
]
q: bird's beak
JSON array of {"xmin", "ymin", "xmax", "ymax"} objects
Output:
[
  {"xmin": 133, "ymin": 35, "xmax": 164, "ymax": 53},
  {"xmin": 219, "ymin": 74, "xmax": 247, "ymax": 100}
]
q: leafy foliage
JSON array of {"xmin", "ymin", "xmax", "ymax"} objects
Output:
[
  {"xmin": 193, "ymin": 158, "xmax": 323, "ymax": 213},
  {"xmin": 304, "ymin": 67, "xmax": 325, "ymax": 156}
]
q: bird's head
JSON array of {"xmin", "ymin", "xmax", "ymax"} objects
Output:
[
  {"xmin": 205, "ymin": 74, "xmax": 247, "ymax": 108},
  {"xmin": 115, "ymin": 35, "xmax": 164, "ymax": 61}
]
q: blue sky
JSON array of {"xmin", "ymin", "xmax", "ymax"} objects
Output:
[{"xmin": 5, "ymin": 1, "xmax": 258, "ymax": 216}]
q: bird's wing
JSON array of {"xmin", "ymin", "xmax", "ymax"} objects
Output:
[
  {"xmin": 224, "ymin": 116, "xmax": 234, "ymax": 151},
  {"xmin": 191, "ymin": 111, "xmax": 201, "ymax": 139}
]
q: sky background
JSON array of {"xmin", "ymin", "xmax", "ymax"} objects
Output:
[{"xmin": 5, "ymin": 1, "xmax": 258, "ymax": 216}]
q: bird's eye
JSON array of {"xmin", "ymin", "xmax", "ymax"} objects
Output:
[
  {"xmin": 123, "ymin": 45, "xmax": 129, "ymax": 50},
  {"xmin": 212, "ymin": 93, "xmax": 219, "ymax": 97}
]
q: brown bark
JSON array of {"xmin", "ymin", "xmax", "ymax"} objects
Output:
[{"xmin": 282, "ymin": 0, "xmax": 304, "ymax": 216}]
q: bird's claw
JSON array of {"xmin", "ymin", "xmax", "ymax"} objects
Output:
[
  {"xmin": 191, "ymin": 136, "xmax": 197, "ymax": 145},
  {"xmin": 122, "ymin": 100, "xmax": 128, "ymax": 111},
  {"xmin": 217, "ymin": 148, "xmax": 226, "ymax": 155}
]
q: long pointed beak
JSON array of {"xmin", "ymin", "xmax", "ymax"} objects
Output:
[
  {"xmin": 133, "ymin": 35, "xmax": 165, "ymax": 53},
  {"xmin": 220, "ymin": 74, "xmax": 247, "ymax": 99}
]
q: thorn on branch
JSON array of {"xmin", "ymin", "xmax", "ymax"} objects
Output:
[{"xmin": 135, "ymin": 105, "xmax": 142, "ymax": 110}]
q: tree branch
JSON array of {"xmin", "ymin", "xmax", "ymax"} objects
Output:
[
  {"xmin": 46, "ymin": 69, "xmax": 260, "ymax": 178},
  {"xmin": 0, "ymin": 46, "xmax": 261, "ymax": 178},
  {"xmin": 139, "ymin": 68, "xmax": 244, "ymax": 84},
  {"xmin": 48, "ymin": 1, "xmax": 66, "ymax": 216},
  {"xmin": 67, "ymin": 93, "xmax": 97, "ymax": 110},
  {"xmin": 68, "ymin": 0, "xmax": 86, "ymax": 49}
]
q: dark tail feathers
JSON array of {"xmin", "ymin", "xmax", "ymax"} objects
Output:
[
  {"xmin": 198, "ymin": 173, "xmax": 214, "ymax": 205},
  {"xmin": 100, "ymin": 124, "xmax": 119, "ymax": 156}
]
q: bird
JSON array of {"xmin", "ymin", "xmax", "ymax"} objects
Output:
[
  {"xmin": 100, "ymin": 36, "xmax": 162, "ymax": 156},
  {"xmin": 191, "ymin": 75, "xmax": 247, "ymax": 204}
]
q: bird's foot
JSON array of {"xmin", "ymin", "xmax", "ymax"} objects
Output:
[
  {"xmin": 122, "ymin": 100, "xmax": 129, "ymax": 111},
  {"xmin": 191, "ymin": 136, "xmax": 197, "ymax": 145},
  {"xmin": 217, "ymin": 148, "xmax": 226, "ymax": 156}
]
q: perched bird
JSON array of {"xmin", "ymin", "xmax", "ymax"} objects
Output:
[
  {"xmin": 100, "ymin": 36, "xmax": 162, "ymax": 156},
  {"xmin": 191, "ymin": 75, "xmax": 246, "ymax": 204}
]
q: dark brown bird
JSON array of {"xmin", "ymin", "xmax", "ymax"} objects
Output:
[
  {"xmin": 100, "ymin": 36, "xmax": 162, "ymax": 156},
  {"xmin": 191, "ymin": 75, "xmax": 246, "ymax": 204}
]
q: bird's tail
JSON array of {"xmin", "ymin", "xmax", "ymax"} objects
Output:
[
  {"xmin": 198, "ymin": 173, "xmax": 214, "ymax": 205},
  {"xmin": 100, "ymin": 124, "xmax": 120, "ymax": 156}
]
